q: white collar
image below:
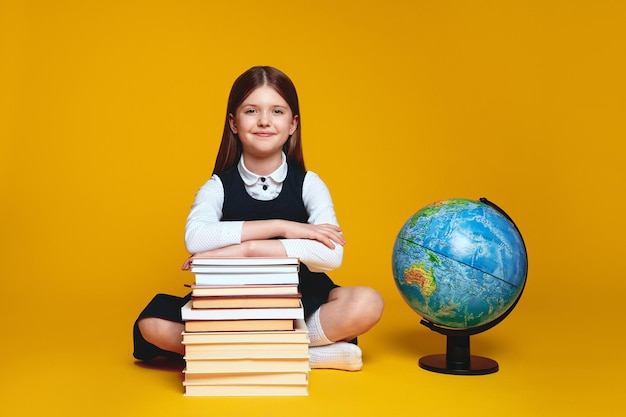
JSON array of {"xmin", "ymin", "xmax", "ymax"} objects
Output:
[{"xmin": 238, "ymin": 153, "xmax": 288, "ymax": 185}]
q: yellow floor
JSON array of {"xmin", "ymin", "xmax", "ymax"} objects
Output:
[{"xmin": 1, "ymin": 279, "xmax": 622, "ymax": 417}]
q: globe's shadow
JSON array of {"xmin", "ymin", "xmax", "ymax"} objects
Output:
[
  {"xmin": 386, "ymin": 318, "xmax": 506, "ymax": 374},
  {"xmin": 386, "ymin": 321, "xmax": 442, "ymax": 357}
]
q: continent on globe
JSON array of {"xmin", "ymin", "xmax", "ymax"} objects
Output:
[
  {"xmin": 403, "ymin": 263, "xmax": 437, "ymax": 297},
  {"xmin": 410, "ymin": 199, "xmax": 471, "ymax": 226}
]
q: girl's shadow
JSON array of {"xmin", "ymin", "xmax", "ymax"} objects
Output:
[{"xmin": 134, "ymin": 356, "xmax": 185, "ymax": 374}]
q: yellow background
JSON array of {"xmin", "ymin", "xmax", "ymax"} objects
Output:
[{"xmin": 1, "ymin": 1, "xmax": 625, "ymax": 415}]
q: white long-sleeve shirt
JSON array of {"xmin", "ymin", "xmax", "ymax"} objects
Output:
[{"xmin": 184, "ymin": 155, "xmax": 343, "ymax": 272}]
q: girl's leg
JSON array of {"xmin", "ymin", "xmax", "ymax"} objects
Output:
[
  {"xmin": 306, "ymin": 286, "xmax": 384, "ymax": 371},
  {"xmin": 137, "ymin": 317, "xmax": 185, "ymax": 356},
  {"xmin": 133, "ymin": 293, "xmax": 190, "ymax": 360},
  {"xmin": 318, "ymin": 286, "xmax": 384, "ymax": 342}
]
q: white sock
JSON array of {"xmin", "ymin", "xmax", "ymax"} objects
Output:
[
  {"xmin": 305, "ymin": 308, "xmax": 333, "ymax": 347},
  {"xmin": 309, "ymin": 342, "xmax": 363, "ymax": 372}
]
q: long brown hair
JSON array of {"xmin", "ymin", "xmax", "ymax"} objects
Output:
[{"xmin": 213, "ymin": 66, "xmax": 305, "ymax": 174}]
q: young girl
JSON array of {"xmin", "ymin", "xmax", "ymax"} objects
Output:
[{"xmin": 133, "ymin": 66, "xmax": 384, "ymax": 371}]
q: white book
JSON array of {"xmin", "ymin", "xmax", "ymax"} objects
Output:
[
  {"xmin": 191, "ymin": 257, "xmax": 300, "ymax": 266},
  {"xmin": 193, "ymin": 271, "xmax": 299, "ymax": 286},
  {"xmin": 181, "ymin": 300, "xmax": 304, "ymax": 321},
  {"xmin": 191, "ymin": 265, "xmax": 299, "ymax": 274}
]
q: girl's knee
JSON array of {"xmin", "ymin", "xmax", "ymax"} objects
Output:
[
  {"xmin": 137, "ymin": 317, "xmax": 170, "ymax": 345},
  {"xmin": 137, "ymin": 317, "xmax": 157, "ymax": 341},
  {"xmin": 326, "ymin": 285, "xmax": 384, "ymax": 331},
  {"xmin": 362, "ymin": 287, "xmax": 384, "ymax": 323},
  {"xmin": 347, "ymin": 286, "xmax": 384, "ymax": 327}
]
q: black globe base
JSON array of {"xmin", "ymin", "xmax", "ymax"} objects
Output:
[
  {"xmin": 419, "ymin": 354, "xmax": 499, "ymax": 375},
  {"xmin": 418, "ymin": 334, "xmax": 499, "ymax": 375}
]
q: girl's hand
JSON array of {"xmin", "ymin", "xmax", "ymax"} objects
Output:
[
  {"xmin": 241, "ymin": 220, "xmax": 345, "ymax": 249},
  {"xmin": 281, "ymin": 222, "xmax": 345, "ymax": 249},
  {"xmin": 181, "ymin": 255, "xmax": 194, "ymax": 270},
  {"xmin": 181, "ymin": 246, "xmax": 247, "ymax": 270}
]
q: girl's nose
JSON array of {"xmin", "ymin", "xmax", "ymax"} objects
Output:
[{"xmin": 258, "ymin": 111, "xmax": 271, "ymax": 126}]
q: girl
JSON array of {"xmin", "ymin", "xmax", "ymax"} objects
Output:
[{"xmin": 133, "ymin": 66, "xmax": 384, "ymax": 371}]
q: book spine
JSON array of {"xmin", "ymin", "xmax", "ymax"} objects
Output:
[{"xmin": 193, "ymin": 272, "xmax": 299, "ymax": 286}]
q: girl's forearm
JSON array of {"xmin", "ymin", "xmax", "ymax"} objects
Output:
[
  {"xmin": 240, "ymin": 219, "xmax": 286, "ymax": 242},
  {"xmin": 242, "ymin": 240, "xmax": 288, "ymax": 257},
  {"xmin": 190, "ymin": 240, "xmax": 287, "ymax": 259},
  {"xmin": 181, "ymin": 240, "xmax": 287, "ymax": 269}
]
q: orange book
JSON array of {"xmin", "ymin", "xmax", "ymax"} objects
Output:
[
  {"xmin": 182, "ymin": 371, "xmax": 308, "ymax": 386},
  {"xmin": 184, "ymin": 356, "xmax": 310, "ymax": 373},
  {"xmin": 183, "ymin": 341, "xmax": 309, "ymax": 359}
]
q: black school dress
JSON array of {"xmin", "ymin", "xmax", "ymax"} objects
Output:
[{"xmin": 132, "ymin": 164, "xmax": 339, "ymax": 361}]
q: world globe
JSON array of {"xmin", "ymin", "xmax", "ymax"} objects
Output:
[{"xmin": 392, "ymin": 198, "xmax": 528, "ymax": 374}]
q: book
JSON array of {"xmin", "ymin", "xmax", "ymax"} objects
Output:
[
  {"xmin": 190, "ymin": 257, "xmax": 300, "ymax": 266},
  {"xmin": 191, "ymin": 284, "xmax": 299, "ymax": 297},
  {"xmin": 191, "ymin": 294, "xmax": 301, "ymax": 309},
  {"xmin": 189, "ymin": 256, "xmax": 300, "ymax": 285},
  {"xmin": 181, "ymin": 318, "xmax": 309, "ymax": 344},
  {"xmin": 184, "ymin": 319, "xmax": 295, "ymax": 332},
  {"xmin": 181, "ymin": 300, "xmax": 304, "ymax": 321},
  {"xmin": 192, "ymin": 271, "xmax": 299, "ymax": 286},
  {"xmin": 191, "ymin": 265, "xmax": 299, "ymax": 274},
  {"xmin": 183, "ymin": 341, "xmax": 309, "ymax": 359},
  {"xmin": 182, "ymin": 371, "xmax": 308, "ymax": 386},
  {"xmin": 181, "ymin": 257, "xmax": 309, "ymax": 397},
  {"xmin": 183, "ymin": 382, "xmax": 308, "ymax": 397},
  {"xmin": 184, "ymin": 356, "xmax": 310, "ymax": 373}
]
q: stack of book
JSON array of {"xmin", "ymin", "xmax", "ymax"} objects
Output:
[{"xmin": 181, "ymin": 257, "xmax": 310, "ymax": 396}]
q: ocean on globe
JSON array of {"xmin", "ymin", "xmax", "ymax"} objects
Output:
[{"xmin": 392, "ymin": 198, "xmax": 527, "ymax": 330}]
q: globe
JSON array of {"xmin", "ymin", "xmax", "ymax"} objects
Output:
[{"xmin": 392, "ymin": 198, "xmax": 528, "ymax": 374}]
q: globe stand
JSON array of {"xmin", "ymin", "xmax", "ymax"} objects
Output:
[{"xmin": 418, "ymin": 332, "xmax": 499, "ymax": 375}]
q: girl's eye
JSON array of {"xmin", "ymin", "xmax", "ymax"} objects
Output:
[
  {"xmin": 273, "ymin": 109, "xmax": 284, "ymax": 114},
  {"xmin": 245, "ymin": 109, "xmax": 257, "ymax": 114}
]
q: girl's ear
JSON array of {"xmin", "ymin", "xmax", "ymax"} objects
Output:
[
  {"xmin": 228, "ymin": 113, "xmax": 237, "ymax": 134},
  {"xmin": 289, "ymin": 115, "xmax": 299, "ymax": 135}
]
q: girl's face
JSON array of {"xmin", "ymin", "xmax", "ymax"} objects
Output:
[{"xmin": 229, "ymin": 85, "xmax": 298, "ymax": 162}]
